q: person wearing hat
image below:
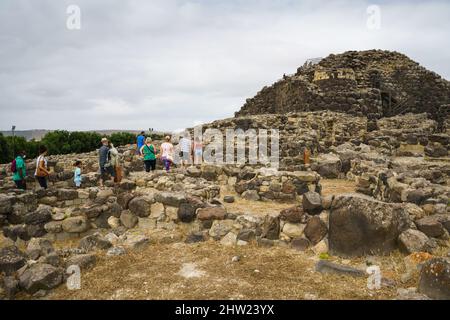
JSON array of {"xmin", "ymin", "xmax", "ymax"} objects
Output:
[{"xmin": 98, "ymin": 137, "xmax": 114, "ymax": 186}]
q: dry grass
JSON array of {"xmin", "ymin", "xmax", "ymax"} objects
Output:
[
  {"xmin": 320, "ymin": 179, "xmax": 358, "ymax": 197},
  {"xmin": 42, "ymin": 242, "xmax": 400, "ymax": 300},
  {"xmin": 221, "ymin": 179, "xmax": 358, "ymax": 216},
  {"xmin": 10, "ymin": 179, "xmax": 444, "ymax": 300}
]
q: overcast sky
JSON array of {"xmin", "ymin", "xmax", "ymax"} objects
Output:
[{"xmin": 1, "ymin": 0, "xmax": 449, "ymax": 131}]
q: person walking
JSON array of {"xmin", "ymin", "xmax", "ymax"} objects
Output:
[
  {"xmin": 136, "ymin": 131, "xmax": 146, "ymax": 155},
  {"xmin": 73, "ymin": 160, "xmax": 82, "ymax": 188},
  {"xmin": 160, "ymin": 136, "xmax": 174, "ymax": 172},
  {"xmin": 179, "ymin": 133, "xmax": 192, "ymax": 168},
  {"xmin": 140, "ymin": 137, "xmax": 157, "ymax": 172},
  {"xmin": 193, "ymin": 137, "xmax": 203, "ymax": 165},
  {"xmin": 35, "ymin": 146, "xmax": 50, "ymax": 189},
  {"xmin": 99, "ymin": 138, "xmax": 114, "ymax": 187},
  {"xmin": 12, "ymin": 150, "xmax": 27, "ymax": 190},
  {"xmin": 108, "ymin": 142, "xmax": 122, "ymax": 183}
]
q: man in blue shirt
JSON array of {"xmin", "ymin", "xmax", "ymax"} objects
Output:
[
  {"xmin": 12, "ymin": 150, "xmax": 27, "ymax": 190},
  {"xmin": 136, "ymin": 131, "xmax": 146, "ymax": 155}
]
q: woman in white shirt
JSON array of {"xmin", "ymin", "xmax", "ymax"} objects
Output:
[
  {"xmin": 35, "ymin": 145, "xmax": 50, "ymax": 189},
  {"xmin": 160, "ymin": 136, "xmax": 174, "ymax": 172}
]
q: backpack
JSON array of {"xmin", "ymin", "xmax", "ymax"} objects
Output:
[{"xmin": 11, "ymin": 159, "xmax": 17, "ymax": 173}]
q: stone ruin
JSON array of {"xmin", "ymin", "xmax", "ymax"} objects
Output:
[
  {"xmin": 0, "ymin": 50, "xmax": 449, "ymax": 300},
  {"xmin": 236, "ymin": 50, "xmax": 450, "ymax": 130}
]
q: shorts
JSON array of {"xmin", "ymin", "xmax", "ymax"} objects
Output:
[
  {"xmin": 180, "ymin": 151, "xmax": 190, "ymax": 161},
  {"xmin": 100, "ymin": 165, "xmax": 115, "ymax": 180}
]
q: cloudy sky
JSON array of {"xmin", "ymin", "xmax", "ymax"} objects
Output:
[{"xmin": 1, "ymin": 0, "xmax": 449, "ymax": 131}]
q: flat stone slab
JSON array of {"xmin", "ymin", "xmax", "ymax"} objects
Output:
[{"xmin": 315, "ymin": 260, "xmax": 365, "ymax": 277}]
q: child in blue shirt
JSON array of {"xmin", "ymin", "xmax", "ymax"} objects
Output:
[{"xmin": 74, "ymin": 160, "xmax": 82, "ymax": 188}]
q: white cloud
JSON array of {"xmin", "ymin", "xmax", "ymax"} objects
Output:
[{"xmin": 0, "ymin": 0, "xmax": 449, "ymax": 131}]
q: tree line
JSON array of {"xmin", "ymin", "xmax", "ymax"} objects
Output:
[{"xmin": 0, "ymin": 130, "xmax": 163, "ymax": 164}]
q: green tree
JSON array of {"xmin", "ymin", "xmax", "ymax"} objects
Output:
[
  {"xmin": 109, "ymin": 132, "xmax": 136, "ymax": 146},
  {"xmin": 41, "ymin": 130, "xmax": 71, "ymax": 155},
  {"xmin": 0, "ymin": 130, "xmax": 140, "ymax": 164},
  {"xmin": 0, "ymin": 133, "xmax": 11, "ymax": 164}
]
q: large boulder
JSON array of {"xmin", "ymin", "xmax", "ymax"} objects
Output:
[
  {"xmin": 406, "ymin": 189, "xmax": 428, "ymax": 205},
  {"xmin": 128, "ymin": 196, "xmax": 152, "ymax": 218},
  {"xmin": 2, "ymin": 224, "xmax": 30, "ymax": 241},
  {"xmin": 79, "ymin": 233, "xmax": 112, "ymax": 251},
  {"xmin": 329, "ymin": 193, "xmax": 412, "ymax": 257},
  {"xmin": 0, "ymin": 194, "xmax": 14, "ymax": 215},
  {"xmin": 24, "ymin": 206, "xmax": 52, "ymax": 225},
  {"xmin": 415, "ymin": 216, "xmax": 446, "ymax": 238},
  {"xmin": 223, "ymin": 196, "xmax": 235, "ymax": 203},
  {"xmin": 312, "ymin": 153, "xmax": 342, "ymax": 179},
  {"xmin": 425, "ymin": 142, "xmax": 448, "ymax": 158},
  {"xmin": 279, "ymin": 206, "xmax": 304, "ymax": 223},
  {"xmin": 62, "ymin": 216, "xmax": 89, "ymax": 233},
  {"xmin": 57, "ymin": 189, "xmax": 78, "ymax": 201},
  {"xmin": 19, "ymin": 263, "xmax": 63, "ymax": 294},
  {"xmin": 177, "ymin": 203, "xmax": 196, "ymax": 223},
  {"xmin": 122, "ymin": 233, "xmax": 150, "ymax": 250},
  {"xmin": 304, "ymin": 216, "xmax": 328, "ymax": 245},
  {"xmin": 261, "ymin": 215, "xmax": 280, "ymax": 240},
  {"xmin": 235, "ymin": 214, "xmax": 263, "ymax": 230},
  {"xmin": 197, "ymin": 207, "xmax": 226, "ymax": 221},
  {"xmin": 436, "ymin": 214, "xmax": 450, "ymax": 233},
  {"xmin": 209, "ymin": 220, "xmax": 235, "ymax": 240},
  {"xmin": 0, "ymin": 214, "xmax": 7, "ymax": 227},
  {"xmin": 242, "ymin": 190, "xmax": 260, "ymax": 201},
  {"xmin": 119, "ymin": 179, "xmax": 136, "ymax": 191},
  {"xmin": 154, "ymin": 192, "xmax": 186, "ymax": 207},
  {"xmin": 120, "ymin": 210, "xmax": 138, "ymax": 229},
  {"xmin": 1, "ymin": 275, "xmax": 19, "ymax": 298},
  {"xmin": 237, "ymin": 229, "xmax": 256, "ymax": 242},
  {"xmin": 65, "ymin": 253, "xmax": 97, "ymax": 270},
  {"xmin": 302, "ymin": 192, "xmax": 323, "ymax": 215},
  {"xmin": 9, "ymin": 203, "xmax": 27, "ymax": 224},
  {"xmin": 418, "ymin": 258, "xmax": 450, "ymax": 300},
  {"xmin": 398, "ymin": 229, "xmax": 434, "ymax": 254},
  {"xmin": 291, "ymin": 237, "xmax": 311, "ymax": 251},
  {"xmin": 177, "ymin": 197, "xmax": 205, "ymax": 223},
  {"xmin": 117, "ymin": 192, "xmax": 135, "ymax": 209},
  {"xmin": 282, "ymin": 223, "xmax": 305, "ymax": 239},
  {"xmin": 94, "ymin": 189, "xmax": 114, "ymax": 205},
  {"xmin": 0, "ymin": 246, "xmax": 27, "ymax": 275},
  {"xmin": 220, "ymin": 232, "xmax": 237, "ymax": 246},
  {"xmin": 26, "ymin": 238, "xmax": 55, "ymax": 260},
  {"xmin": 201, "ymin": 165, "xmax": 219, "ymax": 181},
  {"xmin": 44, "ymin": 221, "xmax": 63, "ymax": 234},
  {"xmin": 26, "ymin": 224, "xmax": 47, "ymax": 238},
  {"xmin": 82, "ymin": 205, "xmax": 103, "ymax": 219}
]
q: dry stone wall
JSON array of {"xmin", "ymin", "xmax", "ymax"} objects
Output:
[{"xmin": 236, "ymin": 50, "xmax": 450, "ymax": 125}]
